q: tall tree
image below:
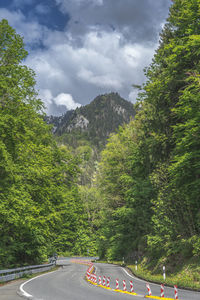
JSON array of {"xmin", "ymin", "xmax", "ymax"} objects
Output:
[
  {"xmin": 140, "ymin": 0, "xmax": 200, "ymax": 259},
  {"xmin": 96, "ymin": 0, "xmax": 200, "ymax": 263},
  {"xmin": 96, "ymin": 121, "xmax": 154, "ymax": 260},
  {"xmin": 0, "ymin": 19, "xmax": 82, "ymax": 267}
]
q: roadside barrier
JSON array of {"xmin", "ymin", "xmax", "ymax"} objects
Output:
[
  {"xmin": 146, "ymin": 283, "xmax": 152, "ymax": 296},
  {"xmin": 94, "ymin": 274, "xmax": 97, "ymax": 284},
  {"xmin": 103, "ymin": 275, "xmax": 106, "ymax": 286},
  {"xmin": 0, "ymin": 263, "xmax": 55, "ymax": 283},
  {"xmin": 123, "ymin": 279, "xmax": 127, "ymax": 291},
  {"xmin": 92, "ymin": 274, "xmax": 95, "ymax": 283},
  {"xmin": 174, "ymin": 285, "xmax": 178, "ymax": 299},
  {"xmin": 84, "ymin": 262, "xmax": 179, "ymax": 300},
  {"xmin": 160, "ymin": 284, "xmax": 165, "ymax": 298},
  {"xmin": 86, "ymin": 271, "xmax": 90, "ymax": 280},
  {"xmin": 107, "ymin": 277, "xmax": 110, "ymax": 288},
  {"xmin": 161, "ymin": 284, "xmax": 164, "ymax": 297},
  {"xmin": 115, "ymin": 278, "xmax": 119, "ymax": 290},
  {"xmin": 130, "ymin": 280, "xmax": 134, "ymax": 293}
]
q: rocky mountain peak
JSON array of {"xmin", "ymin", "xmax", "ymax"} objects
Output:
[{"xmin": 47, "ymin": 93, "xmax": 135, "ymax": 148}]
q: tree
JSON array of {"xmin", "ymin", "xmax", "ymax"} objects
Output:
[
  {"xmin": 140, "ymin": 0, "xmax": 200, "ymax": 260},
  {"xmin": 95, "ymin": 0, "xmax": 200, "ymax": 264},
  {"xmin": 0, "ymin": 20, "xmax": 82, "ymax": 267},
  {"xmin": 96, "ymin": 121, "xmax": 153, "ymax": 260}
]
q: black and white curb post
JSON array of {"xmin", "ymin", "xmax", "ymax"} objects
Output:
[{"xmin": 163, "ymin": 265, "xmax": 166, "ymax": 281}]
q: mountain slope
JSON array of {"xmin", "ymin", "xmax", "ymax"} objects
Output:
[{"xmin": 48, "ymin": 93, "xmax": 136, "ymax": 148}]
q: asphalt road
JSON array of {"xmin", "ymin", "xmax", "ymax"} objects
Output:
[
  {"xmin": 19, "ymin": 259, "xmax": 200, "ymax": 300},
  {"xmin": 95, "ymin": 262, "xmax": 200, "ymax": 299}
]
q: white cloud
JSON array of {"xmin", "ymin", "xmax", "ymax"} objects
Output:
[
  {"xmin": 56, "ymin": 0, "xmax": 103, "ymax": 8},
  {"xmin": 0, "ymin": 8, "xmax": 48, "ymax": 46},
  {"xmin": 12, "ymin": 0, "xmax": 34, "ymax": 7},
  {"xmin": 35, "ymin": 4, "xmax": 50, "ymax": 15},
  {"xmin": 78, "ymin": 68, "xmax": 122, "ymax": 89},
  {"xmin": 128, "ymin": 89, "xmax": 139, "ymax": 103},
  {"xmin": 39, "ymin": 89, "xmax": 81, "ymax": 114},
  {"xmin": 25, "ymin": 28, "xmax": 155, "ymax": 113},
  {"xmin": 40, "ymin": 89, "xmax": 53, "ymax": 106},
  {"xmin": 56, "ymin": 0, "xmax": 171, "ymax": 44},
  {"xmin": 0, "ymin": 1, "xmax": 171, "ymax": 115},
  {"xmin": 93, "ymin": 0, "xmax": 103, "ymax": 5},
  {"xmin": 77, "ymin": 0, "xmax": 103, "ymax": 5},
  {"xmin": 54, "ymin": 93, "xmax": 82, "ymax": 110}
]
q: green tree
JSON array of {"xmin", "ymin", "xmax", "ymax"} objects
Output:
[
  {"xmin": 96, "ymin": 121, "xmax": 153, "ymax": 260},
  {"xmin": 140, "ymin": 0, "xmax": 200, "ymax": 260},
  {"xmin": 95, "ymin": 0, "xmax": 200, "ymax": 264},
  {"xmin": 0, "ymin": 19, "xmax": 82, "ymax": 267}
]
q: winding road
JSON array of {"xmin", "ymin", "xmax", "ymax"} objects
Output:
[{"xmin": 19, "ymin": 258, "xmax": 200, "ymax": 300}]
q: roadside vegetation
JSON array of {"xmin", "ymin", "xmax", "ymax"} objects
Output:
[
  {"xmin": 97, "ymin": 259, "xmax": 200, "ymax": 291},
  {"xmin": 93, "ymin": 0, "xmax": 200, "ymax": 270},
  {"xmin": 90, "ymin": 0, "xmax": 200, "ymax": 291},
  {"xmin": 1, "ymin": 0, "xmax": 200, "ymax": 288},
  {"xmin": 0, "ymin": 19, "xmax": 92, "ymax": 268},
  {"xmin": 128, "ymin": 260, "xmax": 200, "ymax": 291}
]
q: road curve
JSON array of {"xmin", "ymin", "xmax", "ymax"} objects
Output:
[{"xmin": 19, "ymin": 258, "xmax": 200, "ymax": 300}]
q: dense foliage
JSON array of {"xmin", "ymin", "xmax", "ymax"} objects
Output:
[
  {"xmin": 95, "ymin": 0, "xmax": 200, "ymax": 265},
  {"xmin": 1, "ymin": 0, "xmax": 200, "ymax": 270},
  {"xmin": 0, "ymin": 19, "xmax": 86, "ymax": 268}
]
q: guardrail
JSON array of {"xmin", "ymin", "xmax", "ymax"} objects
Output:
[{"xmin": 0, "ymin": 262, "xmax": 55, "ymax": 282}]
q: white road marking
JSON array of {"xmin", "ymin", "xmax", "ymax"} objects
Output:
[
  {"xmin": 18, "ymin": 270, "xmax": 57, "ymax": 299},
  {"xmin": 122, "ymin": 267, "xmax": 175, "ymax": 291},
  {"xmin": 122, "ymin": 267, "xmax": 146, "ymax": 282}
]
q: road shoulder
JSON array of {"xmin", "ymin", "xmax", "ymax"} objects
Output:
[{"xmin": 0, "ymin": 279, "xmax": 26, "ymax": 300}]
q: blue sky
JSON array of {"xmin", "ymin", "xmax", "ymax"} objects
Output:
[{"xmin": 0, "ymin": 0, "xmax": 172, "ymax": 115}]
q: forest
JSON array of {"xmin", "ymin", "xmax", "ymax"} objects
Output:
[
  {"xmin": 0, "ymin": 0, "xmax": 200, "ymax": 273},
  {"xmin": 94, "ymin": 0, "xmax": 200, "ymax": 264},
  {"xmin": 0, "ymin": 19, "xmax": 91, "ymax": 267}
]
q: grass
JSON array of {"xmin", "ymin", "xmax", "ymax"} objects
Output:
[
  {"xmin": 98, "ymin": 258, "xmax": 200, "ymax": 291},
  {"xmin": 127, "ymin": 263, "xmax": 200, "ymax": 291}
]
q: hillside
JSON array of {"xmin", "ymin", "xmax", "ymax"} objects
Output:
[{"xmin": 47, "ymin": 93, "xmax": 136, "ymax": 148}]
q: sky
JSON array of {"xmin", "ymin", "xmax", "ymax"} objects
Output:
[{"xmin": 0, "ymin": 0, "xmax": 172, "ymax": 115}]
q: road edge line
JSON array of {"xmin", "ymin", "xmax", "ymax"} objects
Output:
[
  {"xmin": 145, "ymin": 296, "xmax": 175, "ymax": 300},
  {"xmin": 18, "ymin": 270, "xmax": 58, "ymax": 300},
  {"xmin": 86, "ymin": 277, "xmax": 142, "ymax": 297}
]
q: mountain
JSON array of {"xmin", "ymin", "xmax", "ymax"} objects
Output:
[{"xmin": 47, "ymin": 93, "xmax": 136, "ymax": 148}]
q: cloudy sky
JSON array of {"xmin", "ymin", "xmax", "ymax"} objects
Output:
[{"xmin": 0, "ymin": 0, "xmax": 172, "ymax": 115}]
